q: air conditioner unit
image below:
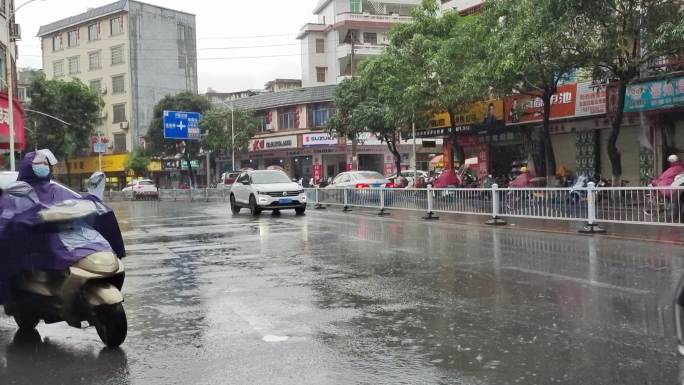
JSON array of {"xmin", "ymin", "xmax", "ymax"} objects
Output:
[
  {"xmin": 10, "ymin": 23, "xmax": 21, "ymax": 41},
  {"xmin": 120, "ymin": 121, "xmax": 130, "ymax": 130}
]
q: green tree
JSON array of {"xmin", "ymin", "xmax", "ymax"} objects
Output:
[
  {"xmin": 199, "ymin": 107, "xmax": 258, "ymax": 156},
  {"xmin": 572, "ymin": 0, "xmax": 684, "ymax": 182},
  {"xmin": 480, "ymin": 0, "xmax": 588, "ymax": 180},
  {"xmin": 27, "ymin": 73, "xmax": 103, "ymax": 184},
  {"xmin": 326, "ymin": 77, "xmax": 366, "ymax": 168},
  {"xmin": 146, "ymin": 92, "xmax": 212, "ymax": 186},
  {"xmin": 389, "ymin": 0, "xmax": 487, "ymax": 165},
  {"xmin": 125, "ymin": 150, "xmax": 151, "ymax": 178}
]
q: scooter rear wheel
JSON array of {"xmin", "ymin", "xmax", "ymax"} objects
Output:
[
  {"xmin": 14, "ymin": 314, "xmax": 39, "ymax": 330},
  {"xmin": 93, "ymin": 303, "xmax": 127, "ymax": 348}
]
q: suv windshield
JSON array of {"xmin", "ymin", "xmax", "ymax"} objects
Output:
[{"xmin": 251, "ymin": 171, "xmax": 292, "ymax": 184}]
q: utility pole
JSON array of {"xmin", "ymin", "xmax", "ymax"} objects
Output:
[
  {"xmin": 231, "ymin": 103, "xmax": 235, "ymax": 171},
  {"xmin": 350, "ymin": 31, "xmax": 355, "ymax": 78}
]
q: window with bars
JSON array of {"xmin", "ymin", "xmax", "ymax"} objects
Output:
[
  {"xmin": 316, "ymin": 39, "xmax": 325, "ymax": 53},
  {"xmin": 316, "ymin": 67, "xmax": 327, "ymax": 83},
  {"xmin": 110, "ymin": 16, "xmax": 122, "ymax": 35},
  {"xmin": 111, "ymin": 45, "xmax": 124, "ymax": 65},
  {"xmin": 67, "ymin": 30, "xmax": 78, "ymax": 47},
  {"xmin": 113, "ymin": 103, "xmax": 126, "ymax": 123},
  {"xmin": 88, "ymin": 24, "xmax": 99, "ymax": 41},
  {"xmin": 88, "ymin": 51, "xmax": 101, "ymax": 70},
  {"xmin": 363, "ymin": 32, "xmax": 377, "ymax": 45},
  {"xmin": 256, "ymin": 114, "xmax": 268, "ymax": 132},
  {"xmin": 89, "ymin": 79, "xmax": 101, "ymax": 94},
  {"xmin": 52, "ymin": 35, "xmax": 63, "ymax": 51},
  {"xmin": 309, "ymin": 104, "xmax": 335, "ymax": 127},
  {"xmin": 112, "ymin": 75, "xmax": 125, "ymax": 94},
  {"xmin": 53, "ymin": 60, "xmax": 64, "ymax": 77},
  {"xmin": 278, "ymin": 108, "xmax": 296, "ymax": 129},
  {"xmin": 68, "ymin": 56, "xmax": 80, "ymax": 74},
  {"xmin": 350, "ymin": 0, "xmax": 361, "ymax": 13},
  {"xmin": 114, "ymin": 133, "xmax": 127, "ymax": 153}
]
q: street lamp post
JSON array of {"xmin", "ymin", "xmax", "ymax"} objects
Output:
[
  {"xmin": 230, "ymin": 103, "xmax": 235, "ymax": 171},
  {"xmin": 7, "ymin": 0, "xmax": 45, "ymax": 171}
]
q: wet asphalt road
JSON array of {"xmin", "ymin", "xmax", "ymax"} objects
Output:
[{"xmin": 0, "ymin": 201, "xmax": 682, "ymax": 385}]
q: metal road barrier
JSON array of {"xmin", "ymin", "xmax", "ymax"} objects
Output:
[{"xmin": 103, "ymin": 183, "xmax": 684, "ymax": 231}]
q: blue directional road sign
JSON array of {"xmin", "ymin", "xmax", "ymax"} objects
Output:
[{"xmin": 163, "ymin": 110, "xmax": 202, "ymax": 140}]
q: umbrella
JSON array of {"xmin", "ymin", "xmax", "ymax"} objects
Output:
[{"xmin": 429, "ymin": 155, "xmax": 444, "ymax": 169}]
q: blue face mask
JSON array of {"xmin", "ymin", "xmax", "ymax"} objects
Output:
[{"xmin": 32, "ymin": 164, "xmax": 51, "ymax": 178}]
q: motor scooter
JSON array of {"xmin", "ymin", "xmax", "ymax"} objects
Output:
[{"xmin": 1, "ymin": 173, "xmax": 127, "ymax": 347}]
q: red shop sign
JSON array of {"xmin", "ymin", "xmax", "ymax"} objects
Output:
[
  {"xmin": 0, "ymin": 93, "xmax": 26, "ymax": 150},
  {"xmin": 505, "ymin": 83, "xmax": 577, "ymax": 125}
]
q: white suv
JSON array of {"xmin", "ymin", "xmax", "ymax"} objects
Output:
[
  {"xmin": 229, "ymin": 170, "xmax": 306, "ymax": 216},
  {"xmin": 122, "ymin": 179, "xmax": 159, "ymax": 200}
]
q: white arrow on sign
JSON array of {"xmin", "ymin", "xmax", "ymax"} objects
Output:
[{"xmin": 177, "ymin": 121, "xmax": 186, "ymax": 131}]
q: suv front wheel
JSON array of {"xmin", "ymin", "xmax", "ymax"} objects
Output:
[
  {"xmin": 249, "ymin": 195, "xmax": 262, "ymax": 217},
  {"xmin": 230, "ymin": 194, "xmax": 241, "ymax": 215}
]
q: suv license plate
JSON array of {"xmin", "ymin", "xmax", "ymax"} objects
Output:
[{"xmin": 279, "ymin": 199, "xmax": 292, "ymax": 204}]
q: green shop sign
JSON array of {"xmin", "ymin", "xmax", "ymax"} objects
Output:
[{"xmin": 624, "ymin": 77, "xmax": 684, "ymax": 112}]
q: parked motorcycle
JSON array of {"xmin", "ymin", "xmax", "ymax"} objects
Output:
[{"xmin": 1, "ymin": 173, "xmax": 127, "ymax": 347}]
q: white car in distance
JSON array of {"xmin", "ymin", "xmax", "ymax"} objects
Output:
[
  {"xmin": 326, "ymin": 171, "xmax": 393, "ymax": 189},
  {"xmin": 229, "ymin": 170, "xmax": 306, "ymax": 216},
  {"xmin": 122, "ymin": 179, "xmax": 159, "ymax": 200}
]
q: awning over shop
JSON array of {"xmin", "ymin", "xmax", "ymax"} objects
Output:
[
  {"xmin": 0, "ymin": 93, "xmax": 26, "ymax": 150},
  {"xmin": 429, "ymin": 155, "xmax": 444, "ymax": 168}
]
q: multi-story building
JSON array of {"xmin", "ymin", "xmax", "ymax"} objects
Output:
[
  {"xmin": 298, "ymin": 0, "xmax": 421, "ymax": 87},
  {"xmin": 0, "ymin": 0, "xmax": 26, "ymax": 168},
  {"xmin": 37, "ymin": 0, "xmax": 197, "ymax": 155},
  {"xmin": 204, "ymin": 79, "xmax": 303, "ymax": 105},
  {"xmin": 216, "ymin": 84, "xmax": 441, "ymax": 182}
]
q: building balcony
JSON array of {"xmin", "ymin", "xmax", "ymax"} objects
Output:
[
  {"xmin": 336, "ymin": 43, "xmax": 387, "ymax": 60},
  {"xmin": 335, "ymin": 12, "xmax": 413, "ymax": 26}
]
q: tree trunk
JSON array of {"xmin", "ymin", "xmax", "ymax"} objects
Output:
[
  {"xmin": 608, "ymin": 80, "xmax": 627, "ymax": 183},
  {"xmin": 540, "ymin": 92, "xmax": 557, "ymax": 183},
  {"xmin": 65, "ymin": 156, "xmax": 72, "ymax": 188},
  {"xmin": 384, "ymin": 134, "xmax": 402, "ymax": 179},
  {"xmin": 351, "ymin": 136, "xmax": 358, "ymax": 171},
  {"xmin": 447, "ymin": 109, "xmax": 464, "ymax": 169},
  {"xmin": 184, "ymin": 153, "xmax": 195, "ymax": 188}
]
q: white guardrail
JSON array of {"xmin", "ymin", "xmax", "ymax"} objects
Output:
[{"xmin": 104, "ymin": 183, "xmax": 684, "ymax": 230}]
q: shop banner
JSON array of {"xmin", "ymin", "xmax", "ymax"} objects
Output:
[
  {"xmin": 575, "ymin": 82, "xmax": 607, "ymax": 117},
  {"xmin": 505, "ymin": 83, "xmax": 577, "ymax": 124},
  {"xmin": 303, "ymin": 133, "xmax": 337, "ymax": 146},
  {"xmin": 250, "ymin": 135, "xmax": 298, "ymax": 152},
  {"xmin": 0, "ymin": 93, "xmax": 26, "ymax": 150},
  {"xmin": 624, "ymin": 77, "xmax": 684, "ymax": 113},
  {"xmin": 312, "ymin": 164, "xmax": 323, "ymax": 182},
  {"xmin": 416, "ymin": 100, "xmax": 505, "ymax": 138}
]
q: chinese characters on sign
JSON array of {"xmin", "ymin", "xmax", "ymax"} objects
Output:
[
  {"xmin": 624, "ymin": 77, "xmax": 684, "ymax": 113},
  {"xmin": 163, "ymin": 110, "xmax": 202, "ymax": 140},
  {"xmin": 0, "ymin": 93, "xmax": 26, "ymax": 150},
  {"xmin": 249, "ymin": 135, "xmax": 298, "ymax": 152},
  {"xmin": 505, "ymin": 83, "xmax": 577, "ymax": 124},
  {"xmin": 575, "ymin": 82, "xmax": 607, "ymax": 117}
]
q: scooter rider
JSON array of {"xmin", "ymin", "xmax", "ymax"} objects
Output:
[
  {"xmin": 653, "ymin": 155, "xmax": 684, "ymax": 187},
  {"xmin": 510, "ymin": 166, "xmax": 533, "ymax": 188}
]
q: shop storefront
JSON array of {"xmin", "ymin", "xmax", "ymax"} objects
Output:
[{"xmin": 53, "ymin": 154, "xmax": 163, "ymax": 190}]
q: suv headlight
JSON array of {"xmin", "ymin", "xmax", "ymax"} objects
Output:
[{"xmin": 297, "ymin": 189, "xmax": 304, "ymax": 194}]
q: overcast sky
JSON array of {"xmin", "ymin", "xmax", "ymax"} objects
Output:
[{"xmin": 17, "ymin": 0, "xmax": 315, "ymax": 92}]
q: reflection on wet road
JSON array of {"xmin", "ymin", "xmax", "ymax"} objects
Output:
[{"xmin": 1, "ymin": 202, "xmax": 681, "ymax": 384}]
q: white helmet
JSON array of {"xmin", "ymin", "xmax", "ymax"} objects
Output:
[{"xmin": 668, "ymin": 154, "xmax": 679, "ymax": 163}]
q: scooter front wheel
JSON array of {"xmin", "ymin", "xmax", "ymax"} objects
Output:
[
  {"xmin": 14, "ymin": 314, "xmax": 39, "ymax": 330},
  {"xmin": 93, "ymin": 303, "xmax": 127, "ymax": 348}
]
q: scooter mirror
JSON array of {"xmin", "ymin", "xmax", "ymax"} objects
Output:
[{"xmin": 88, "ymin": 171, "xmax": 106, "ymax": 200}]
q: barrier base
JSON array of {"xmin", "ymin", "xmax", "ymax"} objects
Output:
[
  {"xmin": 422, "ymin": 212, "xmax": 439, "ymax": 220},
  {"xmin": 579, "ymin": 223, "xmax": 606, "ymax": 234},
  {"xmin": 314, "ymin": 204, "xmax": 327, "ymax": 210},
  {"xmin": 377, "ymin": 209, "xmax": 390, "ymax": 216},
  {"xmin": 343, "ymin": 206, "xmax": 352, "ymax": 212},
  {"xmin": 485, "ymin": 217, "xmax": 507, "ymax": 226}
]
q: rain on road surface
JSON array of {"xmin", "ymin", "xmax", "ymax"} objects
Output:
[{"xmin": 0, "ymin": 201, "xmax": 681, "ymax": 385}]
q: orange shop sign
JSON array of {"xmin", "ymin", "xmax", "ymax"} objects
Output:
[{"xmin": 505, "ymin": 83, "xmax": 577, "ymax": 124}]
